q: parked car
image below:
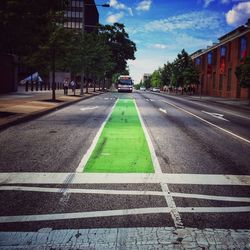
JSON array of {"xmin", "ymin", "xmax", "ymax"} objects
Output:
[
  {"xmin": 140, "ymin": 86, "xmax": 146, "ymax": 91},
  {"xmin": 152, "ymin": 87, "xmax": 160, "ymax": 92}
]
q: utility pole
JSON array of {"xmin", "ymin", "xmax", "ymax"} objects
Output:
[{"xmin": 80, "ymin": 1, "xmax": 85, "ymax": 96}]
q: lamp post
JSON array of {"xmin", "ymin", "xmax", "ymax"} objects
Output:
[{"xmin": 80, "ymin": 2, "xmax": 110, "ymax": 96}]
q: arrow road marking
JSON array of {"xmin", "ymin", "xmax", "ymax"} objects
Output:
[
  {"xmin": 202, "ymin": 110, "xmax": 229, "ymax": 121},
  {"xmin": 80, "ymin": 106, "xmax": 98, "ymax": 111},
  {"xmin": 162, "ymin": 100, "xmax": 250, "ymax": 144},
  {"xmin": 159, "ymin": 108, "xmax": 167, "ymax": 114}
]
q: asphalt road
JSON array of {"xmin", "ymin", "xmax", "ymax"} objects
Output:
[{"xmin": 0, "ymin": 91, "xmax": 249, "ymax": 232}]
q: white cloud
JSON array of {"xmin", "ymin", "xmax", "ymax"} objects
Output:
[
  {"xmin": 145, "ymin": 11, "xmax": 222, "ymax": 32},
  {"xmin": 204, "ymin": 0, "xmax": 215, "ymax": 8},
  {"xmin": 226, "ymin": 2, "xmax": 250, "ymax": 26},
  {"xmin": 150, "ymin": 43, "xmax": 168, "ymax": 49},
  {"xmin": 174, "ymin": 34, "xmax": 213, "ymax": 49},
  {"xmin": 136, "ymin": 0, "xmax": 152, "ymax": 11},
  {"xmin": 106, "ymin": 12, "xmax": 124, "ymax": 23},
  {"xmin": 109, "ymin": 0, "xmax": 133, "ymax": 16}
]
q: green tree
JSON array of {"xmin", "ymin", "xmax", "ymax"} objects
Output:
[
  {"xmin": 0, "ymin": 0, "xmax": 65, "ymax": 57},
  {"xmin": 172, "ymin": 49, "xmax": 190, "ymax": 87},
  {"xmin": 183, "ymin": 61, "xmax": 200, "ymax": 86},
  {"xmin": 99, "ymin": 23, "xmax": 136, "ymax": 77},
  {"xmin": 161, "ymin": 62, "xmax": 173, "ymax": 86},
  {"xmin": 235, "ymin": 56, "xmax": 250, "ymax": 103},
  {"xmin": 151, "ymin": 69, "xmax": 162, "ymax": 88},
  {"xmin": 25, "ymin": 26, "xmax": 74, "ymax": 100}
]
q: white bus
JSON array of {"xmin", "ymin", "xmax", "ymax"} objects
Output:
[{"xmin": 117, "ymin": 75, "xmax": 133, "ymax": 93}]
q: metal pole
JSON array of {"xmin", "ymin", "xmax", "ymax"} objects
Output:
[{"xmin": 80, "ymin": 1, "xmax": 85, "ymax": 96}]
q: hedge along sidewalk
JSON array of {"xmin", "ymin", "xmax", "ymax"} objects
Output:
[{"xmin": 83, "ymin": 98, "xmax": 154, "ymax": 173}]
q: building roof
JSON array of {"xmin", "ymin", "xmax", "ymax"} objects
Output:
[{"xmin": 191, "ymin": 19, "xmax": 250, "ymax": 59}]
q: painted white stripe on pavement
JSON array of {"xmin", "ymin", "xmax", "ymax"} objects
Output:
[
  {"xmin": 162, "ymin": 100, "xmax": 250, "ymax": 144},
  {"xmin": 135, "ymin": 99, "xmax": 183, "ymax": 227},
  {"xmin": 76, "ymin": 99, "xmax": 118, "ymax": 172},
  {"xmin": 134, "ymin": 100, "xmax": 162, "ymax": 174},
  {"xmin": 80, "ymin": 106, "xmax": 98, "ymax": 111},
  {"xmin": 178, "ymin": 206, "xmax": 250, "ymax": 213},
  {"xmin": 159, "ymin": 108, "xmax": 167, "ymax": 114},
  {"xmin": 0, "ymin": 186, "xmax": 163, "ymax": 196},
  {"xmin": 171, "ymin": 192, "xmax": 250, "ymax": 203},
  {"xmin": 0, "ymin": 206, "xmax": 249, "ymax": 223},
  {"xmin": 202, "ymin": 110, "xmax": 229, "ymax": 122},
  {"xmin": 0, "ymin": 207, "xmax": 171, "ymax": 223},
  {"xmin": 1, "ymin": 173, "xmax": 250, "ymax": 185},
  {"xmin": 2, "ymin": 186, "xmax": 250, "ymax": 203}
]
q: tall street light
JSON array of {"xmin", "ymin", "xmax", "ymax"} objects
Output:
[{"xmin": 80, "ymin": 2, "xmax": 110, "ymax": 96}]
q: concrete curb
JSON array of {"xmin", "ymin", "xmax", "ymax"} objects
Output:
[{"xmin": 0, "ymin": 91, "xmax": 104, "ymax": 132}]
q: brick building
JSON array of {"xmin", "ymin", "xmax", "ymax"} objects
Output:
[{"xmin": 191, "ymin": 19, "xmax": 250, "ymax": 99}]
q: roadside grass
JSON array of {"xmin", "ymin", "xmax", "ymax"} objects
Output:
[{"xmin": 83, "ymin": 98, "xmax": 154, "ymax": 173}]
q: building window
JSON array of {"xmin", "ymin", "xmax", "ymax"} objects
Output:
[
  {"xmin": 213, "ymin": 48, "xmax": 217, "ymax": 65},
  {"xmin": 207, "ymin": 52, "xmax": 212, "ymax": 65},
  {"xmin": 213, "ymin": 72, "xmax": 216, "ymax": 89},
  {"xmin": 219, "ymin": 74, "xmax": 223, "ymax": 90},
  {"xmin": 220, "ymin": 46, "xmax": 227, "ymax": 74},
  {"xmin": 207, "ymin": 52, "xmax": 212, "ymax": 75},
  {"xmin": 195, "ymin": 57, "xmax": 201, "ymax": 66},
  {"xmin": 228, "ymin": 42, "xmax": 231, "ymax": 62},
  {"xmin": 240, "ymin": 36, "xmax": 247, "ymax": 61},
  {"xmin": 227, "ymin": 68, "xmax": 232, "ymax": 91}
]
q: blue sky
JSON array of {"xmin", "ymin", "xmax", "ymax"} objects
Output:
[{"xmin": 97, "ymin": 0, "xmax": 250, "ymax": 83}]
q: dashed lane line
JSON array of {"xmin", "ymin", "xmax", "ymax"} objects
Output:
[
  {"xmin": 162, "ymin": 100, "xmax": 250, "ymax": 144},
  {"xmin": 1, "ymin": 186, "xmax": 250, "ymax": 203},
  {"xmin": 1, "ymin": 173, "xmax": 250, "ymax": 185},
  {"xmin": 159, "ymin": 108, "xmax": 167, "ymax": 114},
  {"xmin": 80, "ymin": 106, "xmax": 98, "ymax": 111}
]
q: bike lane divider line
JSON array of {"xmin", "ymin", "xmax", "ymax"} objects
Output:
[
  {"xmin": 83, "ymin": 98, "xmax": 154, "ymax": 173},
  {"xmin": 162, "ymin": 100, "xmax": 250, "ymax": 144},
  {"xmin": 135, "ymin": 100, "xmax": 184, "ymax": 228},
  {"xmin": 76, "ymin": 99, "xmax": 118, "ymax": 173}
]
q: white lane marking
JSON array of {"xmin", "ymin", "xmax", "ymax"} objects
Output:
[
  {"xmin": 0, "ymin": 186, "xmax": 163, "ymax": 196},
  {"xmin": 135, "ymin": 100, "xmax": 183, "ymax": 227},
  {"xmin": 172, "ymin": 192, "xmax": 250, "ymax": 203},
  {"xmin": 2, "ymin": 186, "xmax": 250, "ymax": 203},
  {"xmin": 76, "ymin": 99, "xmax": 118, "ymax": 172},
  {"xmin": 202, "ymin": 110, "xmax": 229, "ymax": 121},
  {"xmin": 159, "ymin": 108, "xmax": 167, "ymax": 114},
  {"xmin": 150, "ymin": 99, "xmax": 154, "ymax": 102},
  {"xmin": 161, "ymin": 183, "xmax": 183, "ymax": 228},
  {"xmin": 162, "ymin": 100, "xmax": 250, "ymax": 144},
  {"xmin": 1, "ymin": 173, "xmax": 250, "ymax": 185},
  {"xmin": 80, "ymin": 106, "xmax": 98, "ymax": 111},
  {"xmin": 1, "ymin": 206, "xmax": 250, "ymax": 223},
  {"xmin": 134, "ymin": 100, "xmax": 162, "ymax": 174},
  {"xmin": 178, "ymin": 206, "xmax": 250, "ymax": 213},
  {"xmin": 0, "ymin": 207, "xmax": 171, "ymax": 223}
]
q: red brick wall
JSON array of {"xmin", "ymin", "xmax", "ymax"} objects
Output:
[{"xmin": 194, "ymin": 31, "xmax": 250, "ymax": 99}]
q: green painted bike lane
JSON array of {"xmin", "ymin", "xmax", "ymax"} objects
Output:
[{"xmin": 83, "ymin": 98, "xmax": 154, "ymax": 173}]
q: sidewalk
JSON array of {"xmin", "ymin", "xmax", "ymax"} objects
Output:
[{"xmin": 0, "ymin": 88, "xmax": 104, "ymax": 131}]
